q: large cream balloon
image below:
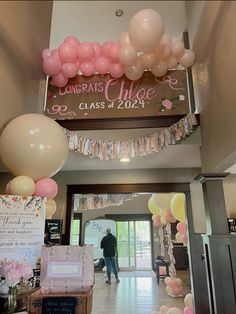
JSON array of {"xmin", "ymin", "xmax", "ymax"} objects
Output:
[
  {"xmin": 128, "ymin": 9, "xmax": 164, "ymax": 52},
  {"xmin": 170, "ymin": 193, "xmax": 186, "ymax": 222},
  {"xmin": 167, "ymin": 308, "xmax": 182, "ymax": 314},
  {"xmin": 0, "ymin": 114, "xmax": 68, "ymax": 181},
  {"xmin": 10, "ymin": 175, "xmax": 35, "ymax": 196},
  {"xmin": 45, "ymin": 198, "xmax": 57, "ymax": 218}
]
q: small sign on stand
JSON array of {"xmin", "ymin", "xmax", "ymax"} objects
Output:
[
  {"xmin": 44, "ymin": 219, "xmax": 62, "ymax": 246},
  {"xmin": 42, "ymin": 296, "xmax": 76, "ymax": 314}
]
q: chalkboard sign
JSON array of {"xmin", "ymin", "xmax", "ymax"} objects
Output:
[
  {"xmin": 44, "ymin": 219, "xmax": 62, "ymax": 245},
  {"xmin": 42, "ymin": 296, "xmax": 76, "ymax": 314},
  {"xmin": 45, "ymin": 70, "xmax": 189, "ymax": 120}
]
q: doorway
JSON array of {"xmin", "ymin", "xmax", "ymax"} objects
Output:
[{"xmin": 117, "ymin": 220, "xmax": 151, "ymax": 270}]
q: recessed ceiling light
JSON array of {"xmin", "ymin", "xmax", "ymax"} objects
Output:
[
  {"xmin": 120, "ymin": 157, "xmax": 130, "ymax": 163},
  {"xmin": 115, "ymin": 9, "xmax": 124, "ymax": 17}
]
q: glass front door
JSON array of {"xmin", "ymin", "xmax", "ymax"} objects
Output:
[{"xmin": 117, "ymin": 220, "xmax": 151, "ymax": 270}]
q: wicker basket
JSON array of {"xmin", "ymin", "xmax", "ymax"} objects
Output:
[{"xmin": 26, "ymin": 286, "xmax": 93, "ymax": 314}]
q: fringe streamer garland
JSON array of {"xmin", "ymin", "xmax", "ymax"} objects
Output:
[
  {"xmin": 65, "ymin": 113, "xmax": 198, "ymax": 160},
  {"xmin": 74, "ymin": 193, "xmax": 138, "ymax": 211}
]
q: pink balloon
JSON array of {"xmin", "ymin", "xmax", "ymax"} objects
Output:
[
  {"xmin": 42, "ymin": 49, "xmax": 52, "ymax": 60},
  {"xmin": 42, "ymin": 56, "xmax": 61, "ymax": 75},
  {"xmin": 184, "ymin": 307, "xmax": 193, "ymax": 314},
  {"xmin": 95, "ymin": 56, "xmax": 110, "ymax": 74},
  {"xmin": 34, "ymin": 178, "xmax": 58, "ymax": 198},
  {"xmin": 125, "ymin": 60, "xmax": 144, "ymax": 81},
  {"xmin": 92, "ymin": 42, "xmax": 103, "ymax": 58},
  {"xmin": 128, "ymin": 9, "xmax": 164, "ymax": 52},
  {"xmin": 109, "ymin": 63, "xmax": 124, "ymax": 78},
  {"xmin": 182, "ymin": 233, "xmax": 188, "ymax": 245},
  {"xmin": 153, "ymin": 216, "xmax": 161, "ymax": 227},
  {"xmin": 109, "ymin": 44, "xmax": 120, "ymax": 61},
  {"xmin": 102, "ymin": 41, "xmax": 115, "ymax": 58},
  {"xmin": 64, "ymin": 35, "xmax": 80, "ymax": 47},
  {"xmin": 119, "ymin": 45, "xmax": 137, "ymax": 66},
  {"xmin": 172, "ymin": 286, "xmax": 182, "ymax": 296},
  {"xmin": 177, "ymin": 222, "xmax": 187, "ymax": 233},
  {"xmin": 52, "ymin": 72, "xmax": 68, "ymax": 87},
  {"xmin": 179, "ymin": 49, "xmax": 195, "ymax": 67},
  {"xmin": 61, "ymin": 63, "xmax": 78, "ymax": 78},
  {"xmin": 80, "ymin": 62, "xmax": 95, "ymax": 76},
  {"xmin": 77, "ymin": 42, "xmax": 94, "ymax": 61},
  {"xmin": 168, "ymin": 280, "xmax": 177, "ymax": 289},
  {"xmin": 59, "ymin": 42, "xmax": 77, "ymax": 63},
  {"xmin": 5, "ymin": 181, "xmax": 12, "ymax": 194},
  {"xmin": 74, "ymin": 59, "xmax": 81, "ymax": 70},
  {"xmin": 119, "ymin": 32, "xmax": 130, "ymax": 46},
  {"xmin": 52, "ymin": 49, "xmax": 59, "ymax": 57}
]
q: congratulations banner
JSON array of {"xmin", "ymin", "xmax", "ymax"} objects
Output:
[{"xmin": 45, "ymin": 70, "xmax": 189, "ymax": 120}]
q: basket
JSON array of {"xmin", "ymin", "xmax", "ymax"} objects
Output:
[{"xmin": 26, "ymin": 286, "xmax": 93, "ymax": 314}]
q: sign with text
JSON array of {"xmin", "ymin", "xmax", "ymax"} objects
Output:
[
  {"xmin": 0, "ymin": 195, "xmax": 45, "ymax": 266},
  {"xmin": 42, "ymin": 297, "xmax": 76, "ymax": 314},
  {"xmin": 45, "ymin": 70, "xmax": 189, "ymax": 120}
]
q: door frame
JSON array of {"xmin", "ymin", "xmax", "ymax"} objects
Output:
[
  {"xmin": 110, "ymin": 216, "xmax": 153, "ymax": 270},
  {"xmin": 63, "ymin": 183, "xmax": 191, "ymax": 268}
]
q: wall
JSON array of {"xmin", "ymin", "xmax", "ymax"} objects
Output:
[
  {"xmin": 0, "ymin": 1, "xmax": 52, "ymax": 133},
  {"xmin": 186, "ymin": 1, "xmax": 236, "ymax": 172}
]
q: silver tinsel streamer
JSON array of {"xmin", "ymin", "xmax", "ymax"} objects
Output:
[{"xmin": 65, "ymin": 113, "xmax": 198, "ymax": 160}]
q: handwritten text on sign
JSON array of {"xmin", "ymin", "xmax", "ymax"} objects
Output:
[
  {"xmin": 45, "ymin": 70, "xmax": 189, "ymax": 120},
  {"xmin": 0, "ymin": 195, "xmax": 45, "ymax": 266}
]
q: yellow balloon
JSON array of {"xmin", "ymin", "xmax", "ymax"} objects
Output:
[
  {"xmin": 46, "ymin": 198, "xmax": 57, "ymax": 218},
  {"xmin": 170, "ymin": 193, "xmax": 186, "ymax": 222},
  {"xmin": 148, "ymin": 196, "xmax": 161, "ymax": 215},
  {"xmin": 153, "ymin": 193, "xmax": 172, "ymax": 211},
  {"xmin": 10, "ymin": 175, "xmax": 35, "ymax": 196}
]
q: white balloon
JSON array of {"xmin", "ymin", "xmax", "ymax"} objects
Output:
[
  {"xmin": 179, "ymin": 49, "xmax": 195, "ymax": 67},
  {"xmin": 184, "ymin": 293, "xmax": 193, "ymax": 308}
]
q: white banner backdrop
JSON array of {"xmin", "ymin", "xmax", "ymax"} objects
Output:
[{"xmin": 0, "ymin": 195, "xmax": 45, "ymax": 267}]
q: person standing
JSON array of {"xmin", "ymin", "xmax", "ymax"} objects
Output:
[{"xmin": 100, "ymin": 228, "xmax": 120, "ymax": 284}]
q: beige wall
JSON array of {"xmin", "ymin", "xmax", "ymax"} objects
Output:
[
  {"xmin": 0, "ymin": 1, "xmax": 52, "ymax": 133},
  {"xmin": 186, "ymin": 1, "xmax": 236, "ymax": 172}
]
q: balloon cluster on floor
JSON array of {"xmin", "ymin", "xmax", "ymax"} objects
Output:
[
  {"xmin": 0, "ymin": 114, "xmax": 68, "ymax": 218},
  {"xmin": 42, "ymin": 9, "xmax": 195, "ymax": 87},
  {"xmin": 149, "ymin": 193, "xmax": 188, "ymax": 245},
  {"xmin": 153, "ymin": 293, "xmax": 193, "ymax": 314},
  {"xmin": 164, "ymin": 277, "xmax": 183, "ymax": 298}
]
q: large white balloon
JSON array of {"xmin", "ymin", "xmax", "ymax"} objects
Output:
[
  {"xmin": 128, "ymin": 9, "xmax": 164, "ymax": 52},
  {"xmin": 0, "ymin": 114, "xmax": 68, "ymax": 181}
]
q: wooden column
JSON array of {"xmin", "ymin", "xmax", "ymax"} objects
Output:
[{"xmin": 195, "ymin": 173, "xmax": 236, "ymax": 314}]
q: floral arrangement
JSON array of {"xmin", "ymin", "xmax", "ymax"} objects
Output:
[{"xmin": 0, "ymin": 259, "xmax": 33, "ymax": 288}]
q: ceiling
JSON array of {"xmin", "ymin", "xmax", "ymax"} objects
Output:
[{"xmin": 0, "ymin": 1, "xmax": 202, "ymax": 173}]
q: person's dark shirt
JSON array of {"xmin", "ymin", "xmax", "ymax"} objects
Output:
[{"xmin": 100, "ymin": 233, "xmax": 117, "ymax": 257}]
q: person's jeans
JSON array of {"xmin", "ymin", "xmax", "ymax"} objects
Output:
[{"xmin": 104, "ymin": 256, "xmax": 118, "ymax": 281}]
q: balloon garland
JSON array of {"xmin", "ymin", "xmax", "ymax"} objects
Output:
[{"xmin": 42, "ymin": 9, "xmax": 195, "ymax": 87}]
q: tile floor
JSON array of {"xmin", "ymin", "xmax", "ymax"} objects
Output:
[{"xmin": 92, "ymin": 271, "xmax": 190, "ymax": 314}]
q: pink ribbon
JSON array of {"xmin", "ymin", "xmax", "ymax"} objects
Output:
[
  {"xmin": 47, "ymin": 104, "xmax": 76, "ymax": 116},
  {"xmin": 155, "ymin": 75, "xmax": 184, "ymax": 91}
]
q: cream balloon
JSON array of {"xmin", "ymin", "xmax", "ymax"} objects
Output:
[
  {"xmin": 171, "ymin": 40, "xmax": 185, "ymax": 58},
  {"xmin": 167, "ymin": 56, "xmax": 178, "ymax": 69},
  {"xmin": 151, "ymin": 61, "xmax": 168, "ymax": 77},
  {"xmin": 140, "ymin": 53, "xmax": 158, "ymax": 70},
  {"xmin": 10, "ymin": 176, "xmax": 35, "ymax": 196},
  {"xmin": 45, "ymin": 198, "xmax": 57, "ymax": 218},
  {"xmin": 0, "ymin": 114, "xmax": 68, "ymax": 181},
  {"xmin": 179, "ymin": 49, "xmax": 195, "ymax": 67},
  {"xmin": 128, "ymin": 9, "xmax": 164, "ymax": 52},
  {"xmin": 118, "ymin": 45, "xmax": 137, "ymax": 66},
  {"xmin": 124, "ymin": 60, "xmax": 144, "ymax": 81},
  {"xmin": 184, "ymin": 293, "xmax": 193, "ymax": 308},
  {"xmin": 155, "ymin": 44, "xmax": 171, "ymax": 60},
  {"xmin": 148, "ymin": 196, "xmax": 161, "ymax": 215},
  {"xmin": 160, "ymin": 34, "xmax": 172, "ymax": 46},
  {"xmin": 160, "ymin": 306, "xmax": 170, "ymax": 314},
  {"xmin": 119, "ymin": 32, "xmax": 130, "ymax": 46},
  {"xmin": 167, "ymin": 308, "xmax": 182, "ymax": 314}
]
